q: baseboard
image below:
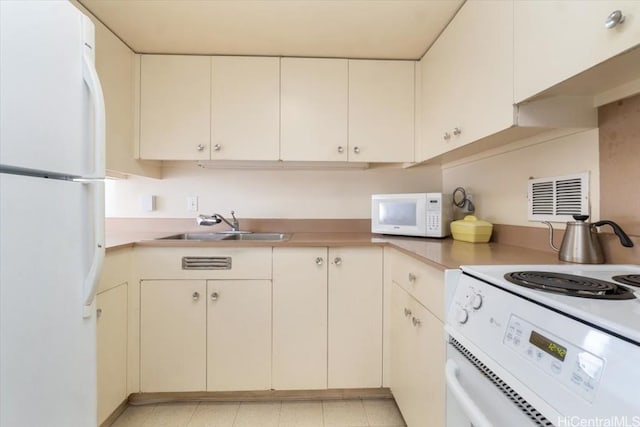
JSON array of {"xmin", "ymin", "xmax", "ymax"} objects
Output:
[
  {"xmin": 128, "ymin": 388, "xmax": 393, "ymax": 406},
  {"xmin": 99, "ymin": 398, "xmax": 128, "ymax": 427}
]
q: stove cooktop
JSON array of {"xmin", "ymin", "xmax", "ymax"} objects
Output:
[{"xmin": 460, "ymin": 264, "xmax": 640, "ymax": 345}]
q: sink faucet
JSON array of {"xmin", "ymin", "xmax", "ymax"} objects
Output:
[{"xmin": 197, "ymin": 210, "xmax": 240, "ymax": 231}]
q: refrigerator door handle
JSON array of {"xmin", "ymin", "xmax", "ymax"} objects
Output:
[
  {"xmin": 82, "ymin": 181, "xmax": 105, "ymax": 318},
  {"xmin": 81, "ymin": 50, "xmax": 105, "ymax": 179}
]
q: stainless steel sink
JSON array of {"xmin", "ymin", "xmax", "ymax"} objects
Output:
[
  {"xmin": 221, "ymin": 233, "xmax": 289, "ymax": 241},
  {"xmin": 157, "ymin": 232, "xmax": 290, "ymax": 242}
]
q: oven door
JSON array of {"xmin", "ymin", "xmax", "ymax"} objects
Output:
[{"xmin": 446, "ymin": 338, "xmax": 550, "ymax": 427}]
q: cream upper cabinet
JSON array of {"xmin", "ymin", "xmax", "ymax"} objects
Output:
[
  {"xmin": 280, "ymin": 58, "xmax": 348, "ymax": 161},
  {"xmin": 348, "ymin": 60, "xmax": 415, "ymax": 163},
  {"xmin": 206, "ymin": 280, "xmax": 272, "ymax": 391},
  {"xmin": 96, "ymin": 283, "xmax": 128, "ymax": 425},
  {"xmin": 210, "ymin": 57, "xmax": 280, "ymax": 161},
  {"xmin": 419, "ymin": 0, "xmax": 514, "ymax": 161},
  {"xmin": 328, "ymin": 247, "xmax": 383, "ymax": 388},
  {"xmin": 272, "ymin": 247, "xmax": 328, "ymax": 390},
  {"xmin": 139, "ymin": 55, "xmax": 211, "ymax": 160},
  {"xmin": 140, "ymin": 280, "xmax": 207, "ymax": 392},
  {"xmin": 515, "ymin": 1, "xmax": 640, "ymax": 103}
]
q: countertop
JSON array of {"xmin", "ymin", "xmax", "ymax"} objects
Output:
[{"xmin": 107, "ymin": 230, "xmax": 561, "ymax": 270}]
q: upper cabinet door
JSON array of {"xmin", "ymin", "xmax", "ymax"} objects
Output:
[
  {"xmin": 140, "ymin": 55, "xmax": 211, "ymax": 160},
  {"xmin": 210, "ymin": 57, "xmax": 280, "ymax": 161},
  {"xmin": 348, "ymin": 60, "xmax": 415, "ymax": 163},
  {"xmin": 515, "ymin": 1, "xmax": 640, "ymax": 103},
  {"xmin": 280, "ymin": 58, "xmax": 348, "ymax": 161},
  {"xmin": 418, "ymin": 0, "xmax": 514, "ymax": 160}
]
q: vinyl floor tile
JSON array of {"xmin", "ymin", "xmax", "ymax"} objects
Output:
[{"xmin": 110, "ymin": 398, "xmax": 407, "ymax": 427}]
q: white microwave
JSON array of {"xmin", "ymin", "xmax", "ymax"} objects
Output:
[{"xmin": 371, "ymin": 193, "xmax": 452, "ymax": 238}]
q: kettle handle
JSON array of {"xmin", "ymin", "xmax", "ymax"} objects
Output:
[
  {"xmin": 593, "ymin": 220, "xmax": 634, "ymax": 248},
  {"xmin": 542, "ymin": 221, "xmax": 560, "ymax": 252}
]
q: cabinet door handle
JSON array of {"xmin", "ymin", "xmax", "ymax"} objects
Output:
[
  {"xmin": 353, "ymin": 146, "xmax": 360, "ymax": 154},
  {"xmin": 443, "ymin": 132, "xmax": 451, "ymax": 141},
  {"xmin": 213, "ymin": 144, "xmax": 222, "ymax": 151},
  {"xmin": 605, "ymin": 10, "xmax": 625, "ymax": 29},
  {"xmin": 197, "ymin": 144, "xmax": 205, "ymax": 151},
  {"xmin": 315, "ymin": 257, "xmax": 324, "ymax": 266},
  {"xmin": 337, "ymin": 146, "xmax": 344, "ymax": 153},
  {"xmin": 412, "ymin": 316, "xmax": 422, "ymax": 327},
  {"xmin": 333, "ymin": 257, "xmax": 342, "ymax": 265},
  {"xmin": 408, "ymin": 273, "xmax": 416, "ymax": 282},
  {"xmin": 453, "ymin": 127, "xmax": 462, "ymax": 136},
  {"xmin": 210, "ymin": 292, "xmax": 219, "ymax": 301},
  {"xmin": 192, "ymin": 292, "xmax": 200, "ymax": 301},
  {"xmin": 96, "ymin": 308, "xmax": 103, "ymax": 318},
  {"xmin": 404, "ymin": 308, "xmax": 412, "ymax": 318}
]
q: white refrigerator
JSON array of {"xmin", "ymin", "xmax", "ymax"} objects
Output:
[{"xmin": 0, "ymin": 1, "xmax": 105, "ymax": 426}]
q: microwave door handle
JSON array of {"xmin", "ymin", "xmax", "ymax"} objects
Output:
[{"xmin": 445, "ymin": 359, "xmax": 494, "ymax": 427}]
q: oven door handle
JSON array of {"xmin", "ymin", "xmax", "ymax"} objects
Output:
[{"xmin": 445, "ymin": 359, "xmax": 493, "ymax": 427}]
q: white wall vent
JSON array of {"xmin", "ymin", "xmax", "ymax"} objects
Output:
[{"xmin": 527, "ymin": 172, "xmax": 589, "ymax": 222}]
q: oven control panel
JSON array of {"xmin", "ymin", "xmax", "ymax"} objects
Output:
[{"xmin": 503, "ymin": 315, "xmax": 604, "ymax": 403}]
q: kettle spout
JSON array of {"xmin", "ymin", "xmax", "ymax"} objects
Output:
[{"xmin": 543, "ymin": 221, "xmax": 560, "ymax": 252}]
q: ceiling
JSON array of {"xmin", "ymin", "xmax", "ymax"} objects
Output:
[{"xmin": 78, "ymin": 0, "xmax": 464, "ymax": 60}]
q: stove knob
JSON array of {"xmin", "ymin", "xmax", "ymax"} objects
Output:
[
  {"xmin": 470, "ymin": 293, "xmax": 483, "ymax": 310},
  {"xmin": 457, "ymin": 308, "xmax": 469, "ymax": 324}
]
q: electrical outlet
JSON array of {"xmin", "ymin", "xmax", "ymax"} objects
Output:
[
  {"xmin": 461, "ymin": 194, "xmax": 474, "ymax": 214},
  {"xmin": 187, "ymin": 196, "xmax": 198, "ymax": 212}
]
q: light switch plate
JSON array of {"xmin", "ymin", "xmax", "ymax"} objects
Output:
[
  {"xmin": 141, "ymin": 194, "xmax": 156, "ymax": 212},
  {"xmin": 187, "ymin": 195, "xmax": 198, "ymax": 212}
]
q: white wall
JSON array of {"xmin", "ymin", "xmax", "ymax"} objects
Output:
[
  {"xmin": 105, "ymin": 163, "xmax": 442, "ymax": 218},
  {"xmin": 106, "ymin": 129, "xmax": 600, "ymax": 222},
  {"xmin": 442, "ymin": 129, "xmax": 600, "ymax": 227}
]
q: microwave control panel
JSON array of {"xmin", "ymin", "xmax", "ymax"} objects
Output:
[{"xmin": 425, "ymin": 194, "xmax": 451, "ymax": 234}]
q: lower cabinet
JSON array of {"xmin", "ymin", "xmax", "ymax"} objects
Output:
[
  {"xmin": 390, "ymin": 280, "xmax": 445, "ymax": 427},
  {"xmin": 272, "ymin": 246, "xmax": 383, "ymax": 390},
  {"xmin": 328, "ymin": 247, "xmax": 383, "ymax": 388},
  {"xmin": 206, "ymin": 280, "xmax": 271, "ymax": 391},
  {"xmin": 96, "ymin": 283, "xmax": 128, "ymax": 425},
  {"xmin": 140, "ymin": 280, "xmax": 207, "ymax": 392},
  {"xmin": 272, "ymin": 247, "xmax": 328, "ymax": 389},
  {"xmin": 140, "ymin": 279, "xmax": 271, "ymax": 392}
]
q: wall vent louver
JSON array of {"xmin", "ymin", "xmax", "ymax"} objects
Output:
[{"xmin": 528, "ymin": 172, "xmax": 589, "ymax": 222}]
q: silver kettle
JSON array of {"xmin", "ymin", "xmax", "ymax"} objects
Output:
[{"xmin": 545, "ymin": 215, "xmax": 634, "ymax": 264}]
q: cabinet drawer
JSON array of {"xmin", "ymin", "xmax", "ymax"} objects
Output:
[
  {"xmin": 135, "ymin": 247, "xmax": 272, "ymax": 279},
  {"xmin": 386, "ymin": 248, "xmax": 444, "ymax": 321}
]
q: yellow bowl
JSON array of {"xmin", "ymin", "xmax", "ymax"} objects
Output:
[{"xmin": 450, "ymin": 215, "xmax": 493, "ymax": 243}]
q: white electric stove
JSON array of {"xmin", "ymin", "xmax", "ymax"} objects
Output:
[{"xmin": 444, "ymin": 264, "xmax": 640, "ymax": 427}]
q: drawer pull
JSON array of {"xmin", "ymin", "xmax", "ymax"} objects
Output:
[{"xmin": 182, "ymin": 256, "xmax": 232, "ymax": 270}]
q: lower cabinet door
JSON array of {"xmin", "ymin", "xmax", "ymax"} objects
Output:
[
  {"xmin": 207, "ymin": 280, "xmax": 272, "ymax": 391},
  {"xmin": 96, "ymin": 283, "xmax": 128, "ymax": 425},
  {"xmin": 328, "ymin": 247, "xmax": 383, "ymax": 388},
  {"xmin": 272, "ymin": 247, "xmax": 328, "ymax": 390},
  {"xmin": 391, "ymin": 282, "xmax": 445, "ymax": 427},
  {"xmin": 140, "ymin": 280, "xmax": 207, "ymax": 392}
]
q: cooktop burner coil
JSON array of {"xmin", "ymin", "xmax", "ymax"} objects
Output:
[
  {"xmin": 612, "ymin": 274, "xmax": 640, "ymax": 288},
  {"xmin": 504, "ymin": 271, "xmax": 636, "ymax": 300}
]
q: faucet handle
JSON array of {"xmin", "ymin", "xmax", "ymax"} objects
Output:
[{"xmin": 230, "ymin": 210, "xmax": 237, "ymax": 221}]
